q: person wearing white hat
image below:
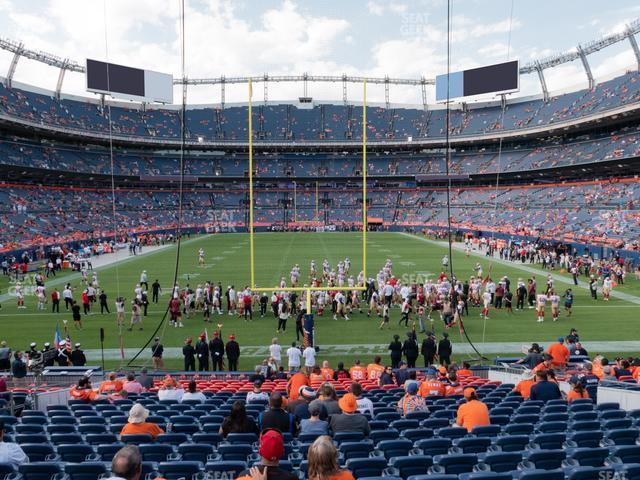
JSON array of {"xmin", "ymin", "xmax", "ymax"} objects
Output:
[
  {"xmin": 119, "ymin": 404, "xmax": 164, "ymax": 439},
  {"xmin": 56, "ymin": 341, "xmax": 70, "ymax": 366},
  {"xmin": 70, "ymin": 343, "xmax": 86, "ymax": 367}
]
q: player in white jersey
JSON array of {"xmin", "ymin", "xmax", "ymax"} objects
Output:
[
  {"xmin": 198, "ymin": 248, "xmax": 205, "ymax": 267},
  {"xmin": 134, "ymin": 284, "xmax": 142, "ymax": 301},
  {"xmin": 36, "ymin": 285, "xmax": 46, "ymax": 310},
  {"xmin": 310, "ymin": 260, "xmax": 317, "ymax": 278},
  {"xmin": 549, "ymin": 291, "xmax": 560, "ymax": 322},
  {"xmin": 602, "ymin": 277, "xmax": 612, "ymax": 300},
  {"xmin": 357, "ymin": 271, "xmax": 364, "ymax": 287},
  {"xmin": 172, "ymin": 284, "xmax": 180, "ymax": 299},
  {"xmin": 465, "ymin": 242, "xmax": 471, "ymax": 257},
  {"xmin": 337, "ymin": 261, "xmax": 345, "ymax": 276},
  {"xmin": 91, "ymin": 271, "xmax": 99, "ymax": 288},
  {"xmin": 344, "ymin": 257, "xmax": 351, "ymax": 273},
  {"xmin": 333, "ymin": 291, "xmax": 349, "ymax": 321},
  {"xmin": 212, "ymin": 287, "xmax": 222, "ymax": 314},
  {"xmin": 316, "ymin": 291, "xmax": 326, "ymax": 316},
  {"xmin": 290, "ymin": 265, "xmax": 300, "ymax": 287},
  {"xmin": 115, "ymin": 297, "xmax": 125, "ymax": 327},
  {"xmin": 16, "ymin": 282, "xmax": 25, "ymax": 308},
  {"xmin": 536, "ymin": 294, "xmax": 547, "ymax": 323},
  {"xmin": 337, "ymin": 273, "xmax": 345, "ymax": 288},
  {"xmin": 368, "ymin": 290, "xmax": 381, "ymax": 317},
  {"xmin": 195, "ymin": 285, "xmax": 203, "ymax": 309},
  {"xmin": 481, "ymin": 291, "xmax": 492, "ymax": 318}
]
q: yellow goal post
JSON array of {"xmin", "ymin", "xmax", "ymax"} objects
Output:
[{"xmin": 246, "ymin": 79, "xmax": 369, "ymax": 312}]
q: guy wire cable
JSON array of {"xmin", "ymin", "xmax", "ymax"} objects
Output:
[
  {"xmin": 128, "ymin": 0, "xmax": 187, "ymax": 366},
  {"xmin": 444, "ymin": 0, "xmax": 487, "ymax": 362},
  {"xmin": 102, "ymin": 0, "xmax": 124, "ymax": 364}
]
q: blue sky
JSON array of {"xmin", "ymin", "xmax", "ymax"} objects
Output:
[{"xmin": 0, "ymin": 0, "xmax": 638, "ymax": 104}]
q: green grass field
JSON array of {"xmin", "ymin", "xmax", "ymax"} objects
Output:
[{"xmin": 1, "ymin": 232, "xmax": 638, "ymax": 371}]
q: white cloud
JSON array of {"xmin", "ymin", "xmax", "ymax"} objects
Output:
[
  {"xmin": 367, "ymin": 1, "xmax": 385, "ymax": 16},
  {"xmin": 477, "ymin": 42, "xmax": 510, "ymax": 59}
]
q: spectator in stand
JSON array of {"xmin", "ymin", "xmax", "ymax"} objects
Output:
[
  {"xmin": 366, "ymin": 356, "xmax": 385, "ymax": 380},
  {"xmin": 306, "ymin": 436, "xmax": 355, "ymax": 480},
  {"xmin": 319, "ymin": 361, "xmax": 334, "ymax": 380},
  {"xmin": 0, "ymin": 420, "xmax": 28, "ymax": 467},
  {"xmin": 123, "ymin": 373, "xmax": 145, "ymax": 395},
  {"xmin": 288, "ymin": 386, "xmax": 318, "ymax": 421},
  {"xmin": 329, "ymin": 393, "xmax": 370, "ymax": 436},
  {"xmin": 515, "ymin": 343, "xmax": 543, "ymax": 369},
  {"xmin": 120, "ymin": 404, "xmax": 164, "ymax": 440},
  {"xmin": 419, "ymin": 368, "xmax": 445, "ymax": 397},
  {"xmin": 567, "ymin": 379, "xmax": 590, "ymax": 403},
  {"xmin": 69, "ymin": 376, "xmax": 108, "ymax": 402},
  {"xmin": 157, "ymin": 376, "xmax": 184, "ymax": 402},
  {"xmin": 350, "ymin": 382, "xmax": 373, "ymax": 417},
  {"xmin": 137, "ymin": 367, "xmax": 153, "ymax": 390},
  {"xmin": 573, "ymin": 342, "xmax": 589, "ymax": 357},
  {"xmin": 457, "ymin": 362, "xmax": 473, "ymax": 377},
  {"xmin": 513, "ymin": 372, "xmax": 536, "ymax": 400},
  {"xmin": 379, "ymin": 366, "xmax": 395, "ymax": 386},
  {"xmin": 0, "ymin": 377, "xmax": 6, "ymax": 393},
  {"xmin": 333, "ymin": 362, "xmax": 350, "ymax": 381},
  {"xmin": 529, "ymin": 370, "xmax": 562, "ymax": 402},
  {"xmin": 348, "ymin": 360, "xmax": 367, "ymax": 381},
  {"xmin": 182, "ymin": 380, "xmax": 207, "ymax": 403},
  {"xmin": 259, "ymin": 393, "xmax": 297, "ymax": 436},
  {"xmin": 99, "ymin": 372, "xmax": 124, "ymax": 394},
  {"xmin": 247, "ymin": 380, "xmax": 270, "ymax": 404},
  {"xmin": 287, "ymin": 369, "xmax": 309, "ymax": 401},
  {"xmin": 532, "ymin": 354, "xmax": 554, "ymax": 374},
  {"xmin": 614, "ymin": 359, "xmax": 632, "ymax": 379},
  {"xmin": 236, "ymin": 429, "xmax": 297, "ymax": 480},
  {"xmin": 456, "ymin": 387, "xmax": 490, "ymax": 432},
  {"xmin": 547, "ymin": 337, "xmax": 570, "ymax": 369},
  {"xmin": 300, "ymin": 403, "xmax": 329, "ymax": 436},
  {"xmin": 312, "ymin": 383, "xmax": 341, "ymax": 416},
  {"xmin": 397, "ymin": 382, "xmax": 428, "ymax": 416},
  {"xmin": 105, "ymin": 445, "xmax": 142, "ymax": 480},
  {"xmin": 220, "ymin": 400, "xmax": 259, "ymax": 437}
]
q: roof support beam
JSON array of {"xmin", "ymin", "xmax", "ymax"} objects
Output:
[
  {"xmin": 535, "ymin": 61, "xmax": 549, "ymax": 102},
  {"xmin": 627, "ymin": 29, "xmax": 640, "ymax": 70},
  {"xmin": 6, "ymin": 43, "xmax": 23, "ymax": 87},
  {"xmin": 577, "ymin": 45, "xmax": 594, "ymax": 90}
]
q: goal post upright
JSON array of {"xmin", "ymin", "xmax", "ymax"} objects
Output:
[
  {"xmin": 362, "ymin": 79, "xmax": 367, "ymax": 282},
  {"xmin": 248, "ymin": 79, "xmax": 255, "ymax": 288}
]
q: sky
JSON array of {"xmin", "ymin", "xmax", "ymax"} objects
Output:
[{"xmin": 0, "ymin": 0, "xmax": 639, "ymax": 105}]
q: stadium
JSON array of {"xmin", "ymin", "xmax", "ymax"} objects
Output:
[{"xmin": 0, "ymin": 1, "xmax": 640, "ymax": 479}]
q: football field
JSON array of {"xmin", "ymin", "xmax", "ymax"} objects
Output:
[{"xmin": 1, "ymin": 232, "xmax": 638, "ymax": 371}]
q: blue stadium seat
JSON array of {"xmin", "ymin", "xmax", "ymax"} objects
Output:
[
  {"xmin": 155, "ymin": 433, "xmax": 189, "ymax": 445},
  {"xmin": 471, "ymin": 425, "xmax": 502, "ymax": 437},
  {"xmin": 50, "ymin": 416, "xmax": 77, "ymax": 425},
  {"xmin": 50, "ymin": 433, "xmax": 82, "ymax": 445},
  {"xmin": 56, "ymin": 444, "xmax": 97, "ymax": 462},
  {"xmin": 405, "ymin": 411, "xmax": 430, "ymax": 421},
  {"xmin": 530, "ymin": 433, "xmax": 565, "ymax": 450},
  {"xmin": 536, "ymin": 422, "xmax": 567, "ymax": 434},
  {"xmin": 390, "ymin": 419, "xmax": 420, "ymax": 431},
  {"xmin": 375, "ymin": 412, "xmax": 401, "ymax": 422},
  {"xmin": 606, "ymin": 446, "xmax": 640, "ymax": 465},
  {"xmin": 217, "ymin": 443, "xmax": 253, "ymax": 461},
  {"xmin": 192, "ymin": 433, "xmax": 223, "ymax": 445},
  {"xmin": 430, "ymin": 454, "xmax": 478, "ymax": 474},
  {"xmin": 96, "ymin": 442, "xmax": 126, "ymax": 461},
  {"xmin": 121, "ymin": 434, "xmax": 153, "ymax": 445},
  {"xmin": 334, "ymin": 432, "xmax": 365, "ymax": 444},
  {"xmin": 156, "ymin": 461, "xmax": 203, "ymax": 480},
  {"xmin": 514, "ymin": 469, "xmax": 565, "ymax": 480},
  {"xmin": 297, "ymin": 433, "xmax": 324, "ymax": 443},
  {"xmin": 368, "ymin": 420, "xmax": 390, "ymax": 430},
  {"xmin": 504, "ymin": 423, "xmax": 534, "ymax": 435},
  {"xmin": 513, "ymin": 415, "xmax": 540, "ymax": 424},
  {"xmin": 437, "ymin": 427, "xmax": 467, "ymax": 439},
  {"xmin": 63, "ymin": 462, "xmax": 109, "ymax": 480},
  {"xmin": 492, "ymin": 434, "xmax": 529, "ymax": 452},
  {"xmin": 568, "ymin": 404, "xmax": 594, "ymax": 413},
  {"xmin": 488, "ymin": 415, "xmax": 510, "ymax": 426},
  {"xmin": 617, "ymin": 464, "xmax": 640, "ymax": 480},
  {"xmin": 566, "ymin": 466, "xmax": 616, "ymax": 480},
  {"xmin": 374, "ymin": 439, "xmax": 413, "ymax": 460},
  {"xmin": 597, "ymin": 403, "xmax": 619, "ymax": 411},
  {"xmin": 226, "ymin": 433, "xmax": 259, "ymax": 444},
  {"xmin": 19, "ymin": 462, "xmax": 64, "ymax": 480},
  {"xmin": 15, "ymin": 425, "xmax": 45, "ymax": 434},
  {"xmin": 386, "ymin": 455, "xmax": 433, "ymax": 479},
  {"xmin": 401, "ymin": 429, "xmax": 432, "ymax": 443},
  {"xmin": 600, "ymin": 410, "xmax": 627, "ymax": 420},
  {"xmin": 540, "ymin": 414, "xmax": 569, "ymax": 423},
  {"xmin": 407, "ymin": 475, "xmax": 457, "ymax": 480},
  {"xmin": 571, "ymin": 412, "xmax": 598, "ymax": 422},
  {"xmin": 422, "ymin": 419, "xmax": 450, "ymax": 430},
  {"xmin": 459, "ymin": 473, "xmax": 513, "ymax": 480},
  {"xmin": 204, "ymin": 461, "xmax": 247, "ymax": 478},
  {"xmin": 345, "ymin": 457, "xmax": 388, "ymax": 478},
  {"xmin": 517, "ymin": 407, "xmax": 541, "ymax": 415},
  {"xmin": 21, "ymin": 444, "xmax": 57, "ymax": 462},
  {"xmin": 339, "ymin": 442, "xmax": 374, "ymax": 461},
  {"xmin": 565, "ymin": 447, "xmax": 609, "ymax": 468},
  {"xmin": 0, "ymin": 463, "xmax": 17, "ymax": 478},
  {"xmin": 20, "ymin": 417, "xmax": 47, "ymax": 426},
  {"xmin": 522, "ymin": 449, "xmax": 566, "ymax": 470},
  {"xmin": 603, "ymin": 429, "xmax": 640, "ymax": 446},
  {"xmin": 603, "ymin": 419, "xmax": 633, "ymax": 430},
  {"xmin": 477, "ymin": 451, "xmax": 524, "ymax": 472},
  {"xmin": 415, "ymin": 438, "xmax": 451, "ymax": 456},
  {"xmin": 139, "ymin": 443, "xmax": 176, "ymax": 462},
  {"xmin": 178, "ymin": 443, "xmax": 214, "ymax": 463},
  {"xmin": 451, "ymin": 437, "xmax": 492, "ymax": 454},
  {"xmin": 370, "ymin": 429, "xmax": 400, "ymax": 443},
  {"xmin": 570, "ymin": 420, "xmax": 602, "ymax": 432},
  {"xmin": 565, "ymin": 430, "xmax": 603, "ymax": 448}
]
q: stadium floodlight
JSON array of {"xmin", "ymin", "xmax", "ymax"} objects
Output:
[{"xmin": 246, "ymin": 79, "xmax": 369, "ymax": 346}]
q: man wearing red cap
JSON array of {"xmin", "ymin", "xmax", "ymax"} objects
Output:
[
  {"xmin": 236, "ymin": 429, "xmax": 297, "ymax": 480},
  {"xmin": 226, "ymin": 334, "xmax": 240, "ymax": 371}
]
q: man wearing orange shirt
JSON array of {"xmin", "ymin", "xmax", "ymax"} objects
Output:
[
  {"xmin": 418, "ymin": 369, "xmax": 446, "ymax": 397},
  {"xmin": 349, "ymin": 360, "xmax": 367, "ymax": 381},
  {"xmin": 547, "ymin": 337, "xmax": 570, "ymax": 369},
  {"xmin": 120, "ymin": 404, "xmax": 164, "ymax": 439},
  {"xmin": 456, "ymin": 387, "xmax": 490, "ymax": 432},
  {"xmin": 532, "ymin": 354, "xmax": 554, "ymax": 374},
  {"xmin": 320, "ymin": 360, "xmax": 334, "ymax": 381},
  {"xmin": 445, "ymin": 372, "xmax": 464, "ymax": 396},
  {"xmin": 366, "ymin": 356, "xmax": 385, "ymax": 381},
  {"xmin": 513, "ymin": 372, "xmax": 536, "ymax": 399},
  {"xmin": 99, "ymin": 371, "xmax": 124, "ymax": 394},
  {"xmin": 287, "ymin": 370, "xmax": 309, "ymax": 401}
]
